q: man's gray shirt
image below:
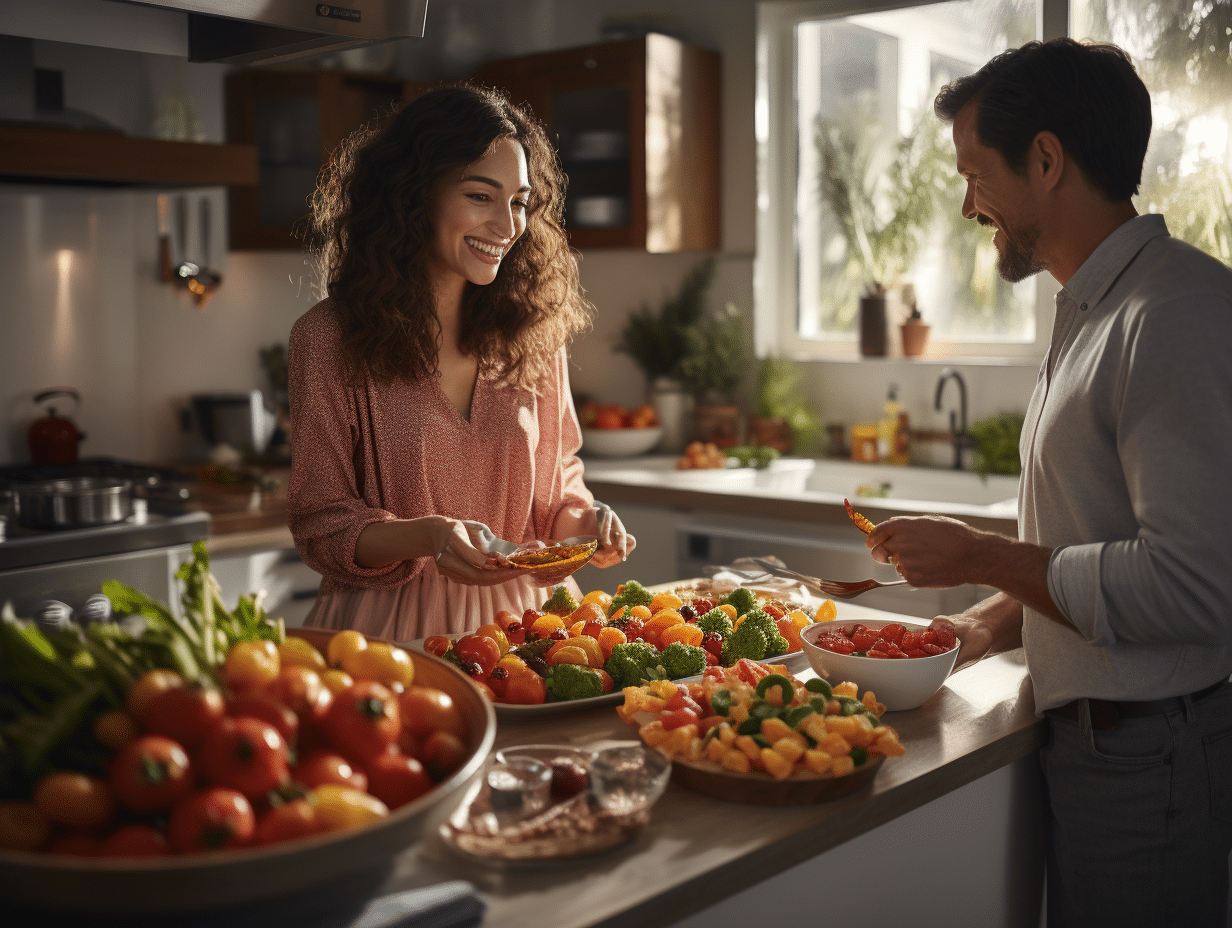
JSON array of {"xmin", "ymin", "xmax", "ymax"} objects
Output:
[{"xmin": 1019, "ymin": 214, "xmax": 1232, "ymax": 711}]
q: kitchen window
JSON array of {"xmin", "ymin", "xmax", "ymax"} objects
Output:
[{"xmin": 755, "ymin": 0, "xmax": 1232, "ymax": 362}]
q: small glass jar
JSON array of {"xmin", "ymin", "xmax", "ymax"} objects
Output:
[{"xmin": 850, "ymin": 425, "xmax": 880, "ymax": 464}]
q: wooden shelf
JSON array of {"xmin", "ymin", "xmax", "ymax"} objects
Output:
[{"xmin": 0, "ymin": 124, "xmax": 258, "ymax": 187}]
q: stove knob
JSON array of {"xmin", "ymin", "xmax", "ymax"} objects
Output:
[
  {"xmin": 79, "ymin": 593, "xmax": 113, "ymax": 625},
  {"xmin": 33, "ymin": 600, "xmax": 73, "ymax": 633}
]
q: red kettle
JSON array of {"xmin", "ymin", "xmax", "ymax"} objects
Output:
[{"xmin": 28, "ymin": 388, "xmax": 85, "ymax": 465}]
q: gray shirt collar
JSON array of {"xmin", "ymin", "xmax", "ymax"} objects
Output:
[{"xmin": 1059, "ymin": 213, "xmax": 1170, "ymax": 309}]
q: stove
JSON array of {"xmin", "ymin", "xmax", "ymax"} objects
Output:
[{"xmin": 0, "ymin": 458, "xmax": 210, "ymax": 619}]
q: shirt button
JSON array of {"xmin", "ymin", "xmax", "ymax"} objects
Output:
[{"xmin": 1080, "ymin": 302, "xmax": 1088, "ymax": 311}]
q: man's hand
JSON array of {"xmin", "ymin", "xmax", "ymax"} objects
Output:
[
  {"xmin": 865, "ymin": 514, "xmax": 984, "ymax": 588},
  {"xmin": 941, "ymin": 593, "xmax": 1025, "ymax": 672}
]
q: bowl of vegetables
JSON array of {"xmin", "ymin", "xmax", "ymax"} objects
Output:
[
  {"xmin": 0, "ymin": 543, "xmax": 495, "ymax": 916},
  {"xmin": 799, "ymin": 618, "xmax": 959, "ymax": 712}
]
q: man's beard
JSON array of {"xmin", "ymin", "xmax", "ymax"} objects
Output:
[{"xmin": 988, "ymin": 218, "xmax": 1044, "ymax": 283}]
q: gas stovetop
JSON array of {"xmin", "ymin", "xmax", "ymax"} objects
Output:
[{"xmin": 0, "ymin": 458, "xmax": 210, "ymax": 571}]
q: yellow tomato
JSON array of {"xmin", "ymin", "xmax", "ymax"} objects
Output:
[
  {"xmin": 580, "ymin": 590, "xmax": 613, "ymax": 610},
  {"xmin": 327, "ymin": 629, "xmax": 368, "ymax": 669},
  {"xmin": 321, "ymin": 669, "xmax": 355, "ymax": 695},
  {"xmin": 474, "ymin": 623, "xmax": 510, "ymax": 655},
  {"xmin": 545, "ymin": 645, "xmax": 590, "ymax": 666},
  {"xmin": 649, "ymin": 592, "xmax": 684, "ymax": 613},
  {"xmin": 312, "ymin": 785, "xmax": 389, "ymax": 831},
  {"xmin": 223, "ymin": 639, "xmax": 280, "ymax": 691},
  {"xmin": 346, "ymin": 641, "xmax": 415, "ymax": 689},
  {"xmin": 279, "ymin": 636, "xmax": 327, "ymax": 670}
]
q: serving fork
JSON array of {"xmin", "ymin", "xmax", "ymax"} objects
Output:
[{"xmin": 746, "ymin": 557, "xmax": 908, "ymax": 600}]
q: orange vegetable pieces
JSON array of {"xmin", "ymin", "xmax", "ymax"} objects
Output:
[
  {"xmin": 843, "ymin": 498, "xmax": 876, "ymax": 534},
  {"xmin": 659, "ymin": 623, "xmax": 703, "ymax": 648}
]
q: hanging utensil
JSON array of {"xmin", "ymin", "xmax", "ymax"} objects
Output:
[
  {"xmin": 172, "ymin": 194, "xmax": 199, "ymax": 285},
  {"xmin": 188, "ymin": 197, "xmax": 221, "ymax": 308}
]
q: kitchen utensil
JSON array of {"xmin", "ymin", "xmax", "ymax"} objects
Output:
[
  {"xmin": 10, "ymin": 477, "xmax": 133, "ymax": 529},
  {"xmin": 189, "ymin": 196, "xmax": 221, "ymax": 308},
  {"xmin": 156, "ymin": 192, "xmax": 173, "ymax": 282},
  {"xmin": 172, "ymin": 194, "xmax": 199, "ymax": 284},
  {"xmin": 747, "ymin": 556, "xmax": 908, "ymax": 599},
  {"xmin": 27, "ymin": 388, "xmax": 84, "ymax": 465}
]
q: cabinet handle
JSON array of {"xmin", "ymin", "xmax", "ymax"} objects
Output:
[{"xmin": 585, "ymin": 58, "xmax": 597, "ymax": 68}]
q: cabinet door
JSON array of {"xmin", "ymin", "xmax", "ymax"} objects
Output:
[{"xmin": 226, "ymin": 70, "xmax": 405, "ymax": 250}]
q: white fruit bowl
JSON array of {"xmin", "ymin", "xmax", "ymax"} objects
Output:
[
  {"xmin": 581, "ymin": 427, "xmax": 663, "ymax": 458},
  {"xmin": 800, "ymin": 618, "xmax": 958, "ymax": 712}
]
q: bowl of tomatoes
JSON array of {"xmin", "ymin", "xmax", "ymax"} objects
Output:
[
  {"xmin": 0, "ymin": 626, "xmax": 495, "ymax": 916},
  {"xmin": 800, "ymin": 618, "xmax": 959, "ymax": 712}
]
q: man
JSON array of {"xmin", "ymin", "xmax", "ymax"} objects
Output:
[{"xmin": 865, "ymin": 38, "xmax": 1232, "ymax": 926}]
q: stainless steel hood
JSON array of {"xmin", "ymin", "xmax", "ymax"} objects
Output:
[{"xmin": 112, "ymin": 1, "xmax": 430, "ymax": 64}]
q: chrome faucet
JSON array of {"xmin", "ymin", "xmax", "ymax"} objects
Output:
[{"xmin": 934, "ymin": 368, "xmax": 973, "ymax": 470}]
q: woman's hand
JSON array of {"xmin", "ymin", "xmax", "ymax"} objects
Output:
[
  {"xmin": 589, "ymin": 501, "xmax": 636, "ymax": 569},
  {"xmin": 431, "ymin": 519, "xmax": 525, "ymax": 586}
]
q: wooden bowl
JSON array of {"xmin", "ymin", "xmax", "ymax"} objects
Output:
[
  {"xmin": 670, "ymin": 752, "xmax": 884, "ymax": 806},
  {"xmin": 0, "ymin": 631, "xmax": 496, "ymax": 916}
]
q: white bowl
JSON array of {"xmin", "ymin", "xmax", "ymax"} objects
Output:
[
  {"xmin": 581, "ymin": 426, "xmax": 663, "ymax": 458},
  {"xmin": 800, "ymin": 618, "xmax": 958, "ymax": 711}
]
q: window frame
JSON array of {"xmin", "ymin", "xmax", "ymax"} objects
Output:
[{"xmin": 755, "ymin": 0, "xmax": 1070, "ymax": 364}]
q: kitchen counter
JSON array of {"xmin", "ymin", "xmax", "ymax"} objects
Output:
[{"xmin": 176, "ymin": 464, "xmax": 294, "ymax": 552}]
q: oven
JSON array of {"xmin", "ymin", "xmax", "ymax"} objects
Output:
[{"xmin": 0, "ymin": 459, "xmax": 210, "ymax": 621}]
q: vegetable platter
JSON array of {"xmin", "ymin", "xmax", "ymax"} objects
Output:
[
  {"xmin": 414, "ymin": 580, "xmax": 821, "ymax": 717},
  {"xmin": 0, "ymin": 544, "xmax": 494, "ymax": 915}
]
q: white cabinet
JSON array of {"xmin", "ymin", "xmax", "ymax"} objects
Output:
[{"xmin": 209, "ymin": 546, "xmax": 320, "ymax": 628}]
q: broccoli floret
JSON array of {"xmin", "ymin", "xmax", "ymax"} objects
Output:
[
  {"xmin": 719, "ymin": 587, "xmax": 758, "ymax": 617},
  {"xmin": 545, "ymin": 663, "xmax": 605, "ymax": 701},
  {"xmin": 695, "ymin": 608, "xmax": 734, "ymax": 638},
  {"xmin": 541, "ymin": 586, "xmax": 578, "ymax": 617},
  {"xmin": 608, "ymin": 580, "xmax": 654, "ymax": 617},
  {"xmin": 513, "ymin": 638, "xmax": 554, "ymax": 662},
  {"xmin": 721, "ymin": 623, "xmax": 768, "ymax": 663},
  {"xmin": 739, "ymin": 609, "xmax": 790, "ymax": 656},
  {"xmin": 604, "ymin": 641, "xmax": 660, "ymax": 689},
  {"xmin": 661, "ymin": 642, "xmax": 707, "ymax": 679}
]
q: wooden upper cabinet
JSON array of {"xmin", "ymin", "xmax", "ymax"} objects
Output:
[
  {"xmin": 476, "ymin": 34, "xmax": 721, "ymax": 252},
  {"xmin": 225, "ymin": 69, "xmax": 410, "ymax": 250}
]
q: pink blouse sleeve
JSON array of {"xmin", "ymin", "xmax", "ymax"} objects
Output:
[
  {"xmin": 533, "ymin": 347, "xmax": 594, "ymax": 539},
  {"xmin": 285, "ymin": 305, "xmax": 413, "ymax": 588}
]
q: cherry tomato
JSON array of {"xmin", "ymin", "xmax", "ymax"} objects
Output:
[
  {"xmin": 661, "ymin": 707, "xmax": 700, "ymax": 731},
  {"xmin": 110, "ymin": 735, "xmax": 194, "ymax": 814},
  {"xmin": 364, "ymin": 751, "xmax": 433, "ymax": 809},
  {"xmin": 492, "ymin": 610, "xmax": 519, "ymax": 632},
  {"xmin": 33, "ymin": 772, "xmax": 114, "ymax": 831},
  {"xmin": 169, "ymin": 788, "xmax": 255, "ymax": 852},
  {"xmin": 229, "ymin": 691, "xmax": 300, "ymax": 745},
  {"xmin": 879, "ymin": 623, "xmax": 907, "ymax": 647},
  {"xmin": 294, "ymin": 751, "xmax": 368, "ymax": 793},
  {"xmin": 397, "ymin": 685, "xmax": 465, "ymax": 739},
  {"xmin": 92, "ymin": 709, "xmax": 139, "ymax": 752},
  {"xmin": 126, "ymin": 668, "xmax": 183, "ymax": 724},
  {"xmin": 503, "ymin": 668, "xmax": 547, "ymax": 706},
  {"xmin": 327, "ymin": 630, "xmax": 368, "ymax": 669},
  {"xmin": 324, "ymin": 680, "xmax": 401, "ymax": 761},
  {"xmin": 420, "ymin": 731, "xmax": 468, "ymax": 781},
  {"xmin": 278, "ymin": 636, "xmax": 327, "ymax": 671},
  {"xmin": 321, "ymin": 669, "xmax": 355, "ymax": 695},
  {"xmin": 850, "ymin": 628, "xmax": 879, "ymax": 652},
  {"xmin": 144, "ymin": 684, "xmax": 226, "ymax": 748},
  {"xmin": 452, "ymin": 635, "xmax": 500, "ymax": 676},
  {"xmin": 503, "ymin": 621, "xmax": 526, "ymax": 646},
  {"xmin": 223, "ymin": 639, "xmax": 280, "ymax": 692},
  {"xmin": 596, "ymin": 669, "xmax": 614, "ymax": 694},
  {"xmin": 486, "ymin": 665, "xmax": 511, "ymax": 698},
  {"xmin": 474, "ymin": 623, "xmax": 510, "ymax": 655},
  {"xmin": 0, "ymin": 801, "xmax": 49, "ymax": 851},
  {"xmin": 265, "ymin": 665, "xmax": 333, "ymax": 725},
  {"xmin": 347, "ymin": 642, "xmax": 415, "ymax": 689},
  {"xmin": 99, "ymin": 823, "xmax": 170, "ymax": 858},
  {"xmin": 311, "ymin": 785, "xmax": 388, "ymax": 832},
  {"xmin": 422, "ymin": 635, "xmax": 452, "ymax": 657},
  {"xmin": 254, "ymin": 798, "xmax": 321, "ymax": 846},
  {"xmin": 199, "ymin": 716, "xmax": 290, "ymax": 799}
]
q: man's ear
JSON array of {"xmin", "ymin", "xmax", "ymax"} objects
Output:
[{"xmin": 1032, "ymin": 131, "xmax": 1065, "ymax": 191}]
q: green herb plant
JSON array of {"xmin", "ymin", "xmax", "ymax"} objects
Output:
[
  {"xmin": 614, "ymin": 258, "xmax": 715, "ymax": 385},
  {"xmin": 755, "ymin": 357, "xmax": 821, "ymax": 453},
  {"xmin": 678, "ymin": 302, "xmax": 750, "ymax": 403},
  {"xmin": 966, "ymin": 412, "xmax": 1025, "ymax": 477}
]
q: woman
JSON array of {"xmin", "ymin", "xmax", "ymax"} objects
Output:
[{"xmin": 286, "ymin": 84, "xmax": 635, "ymax": 641}]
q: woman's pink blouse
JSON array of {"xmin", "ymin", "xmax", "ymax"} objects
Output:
[{"xmin": 285, "ymin": 302, "xmax": 594, "ymax": 641}]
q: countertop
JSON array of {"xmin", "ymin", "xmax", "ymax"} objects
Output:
[{"xmin": 175, "ymin": 464, "xmax": 295, "ymax": 552}]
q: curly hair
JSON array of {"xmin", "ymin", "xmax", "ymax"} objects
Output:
[{"xmin": 305, "ymin": 83, "xmax": 592, "ymax": 388}]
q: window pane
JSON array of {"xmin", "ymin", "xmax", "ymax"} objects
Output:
[
  {"xmin": 795, "ymin": 0, "xmax": 1039, "ymax": 343},
  {"xmin": 1073, "ymin": 0, "xmax": 1232, "ymax": 267}
]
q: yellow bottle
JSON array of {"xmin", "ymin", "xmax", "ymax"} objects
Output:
[{"xmin": 877, "ymin": 387, "xmax": 902, "ymax": 463}]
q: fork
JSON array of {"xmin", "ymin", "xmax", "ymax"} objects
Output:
[{"xmin": 747, "ymin": 557, "xmax": 909, "ymax": 600}]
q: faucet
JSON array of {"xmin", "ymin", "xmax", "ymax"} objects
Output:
[{"xmin": 934, "ymin": 368, "xmax": 973, "ymax": 470}]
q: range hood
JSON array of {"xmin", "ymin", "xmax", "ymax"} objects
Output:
[{"xmin": 104, "ymin": 0, "xmax": 430, "ymax": 65}]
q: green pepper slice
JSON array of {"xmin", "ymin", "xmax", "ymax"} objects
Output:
[
  {"xmin": 804, "ymin": 677, "xmax": 833, "ymax": 699},
  {"xmin": 784, "ymin": 704, "xmax": 816, "ymax": 728},
  {"xmin": 755, "ymin": 674, "xmax": 794, "ymax": 705},
  {"xmin": 736, "ymin": 716, "xmax": 762, "ymax": 736},
  {"xmin": 850, "ymin": 746, "xmax": 868, "ymax": 766},
  {"xmin": 709, "ymin": 689, "xmax": 732, "ymax": 717}
]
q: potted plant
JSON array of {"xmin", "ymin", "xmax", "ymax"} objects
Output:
[
  {"xmin": 678, "ymin": 302, "xmax": 750, "ymax": 448},
  {"xmin": 614, "ymin": 258, "xmax": 715, "ymax": 451},
  {"xmin": 748, "ymin": 357, "xmax": 820, "ymax": 455}
]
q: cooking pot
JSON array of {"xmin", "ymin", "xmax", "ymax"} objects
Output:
[
  {"xmin": 10, "ymin": 477, "xmax": 133, "ymax": 530},
  {"xmin": 28, "ymin": 388, "xmax": 85, "ymax": 465}
]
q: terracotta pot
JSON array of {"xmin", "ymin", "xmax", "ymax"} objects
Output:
[
  {"xmin": 901, "ymin": 319, "xmax": 931, "ymax": 358},
  {"xmin": 748, "ymin": 416, "xmax": 792, "ymax": 454},
  {"xmin": 692, "ymin": 404, "xmax": 740, "ymax": 448}
]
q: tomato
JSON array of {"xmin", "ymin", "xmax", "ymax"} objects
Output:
[
  {"xmin": 503, "ymin": 668, "xmax": 547, "ymax": 705},
  {"xmin": 503, "ymin": 621, "xmax": 526, "ymax": 646},
  {"xmin": 661, "ymin": 707, "xmax": 700, "ymax": 731},
  {"xmin": 110, "ymin": 735, "xmax": 194, "ymax": 814},
  {"xmin": 229, "ymin": 692, "xmax": 300, "ymax": 744},
  {"xmin": 850, "ymin": 628, "xmax": 878, "ymax": 652},
  {"xmin": 144, "ymin": 684, "xmax": 226, "ymax": 748},
  {"xmin": 199, "ymin": 716, "xmax": 290, "ymax": 799},
  {"xmin": 596, "ymin": 669, "xmax": 614, "ymax": 694},
  {"xmin": 265, "ymin": 665, "xmax": 333, "ymax": 725},
  {"xmin": 492, "ymin": 610, "xmax": 519, "ymax": 632},
  {"xmin": 452, "ymin": 635, "xmax": 500, "ymax": 676},
  {"xmin": 169, "ymin": 788, "xmax": 255, "ymax": 852},
  {"xmin": 311, "ymin": 785, "xmax": 388, "ymax": 832},
  {"xmin": 928, "ymin": 618, "xmax": 957, "ymax": 649},
  {"xmin": 900, "ymin": 630, "xmax": 924, "ymax": 652},
  {"xmin": 0, "ymin": 801, "xmax": 49, "ymax": 851},
  {"xmin": 278, "ymin": 636, "xmax": 327, "ymax": 671},
  {"xmin": 397, "ymin": 685, "xmax": 465, "ymax": 740},
  {"xmin": 921, "ymin": 642, "xmax": 947, "ymax": 656},
  {"xmin": 254, "ymin": 798, "xmax": 321, "ymax": 846},
  {"xmin": 546, "ymin": 645, "xmax": 590, "ymax": 667},
  {"xmin": 879, "ymin": 623, "xmax": 907, "ymax": 647},
  {"xmin": 324, "ymin": 680, "xmax": 401, "ymax": 761},
  {"xmin": 126, "ymin": 668, "xmax": 183, "ymax": 724},
  {"xmin": 819, "ymin": 635, "xmax": 856, "ymax": 655},
  {"xmin": 474, "ymin": 623, "xmax": 510, "ymax": 655},
  {"xmin": 327, "ymin": 630, "xmax": 368, "ymax": 669},
  {"xmin": 420, "ymin": 731, "xmax": 468, "ymax": 781},
  {"xmin": 33, "ymin": 772, "xmax": 114, "ymax": 831},
  {"xmin": 92, "ymin": 709, "xmax": 139, "ymax": 752},
  {"xmin": 223, "ymin": 639, "xmax": 280, "ymax": 692},
  {"xmin": 422, "ymin": 635, "xmax": 452, "ymax": 657},
  {"xmin": 295, "ymin": 750, "xmax": 368, "ymax": 792},
  {"xmin": 99, "ymin": 823, "xmax": 170, "ymax": 858},
  {"xmin": 347, "ymin": 641, "xmax": 415, "ymax": 689},
  {"xmin": 486, "ymin": 665, "xmax": 511, "ymax": 698},
  {"xmin": 364, "ymin": 751, "xmax": 433, "ymax": 809}
]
